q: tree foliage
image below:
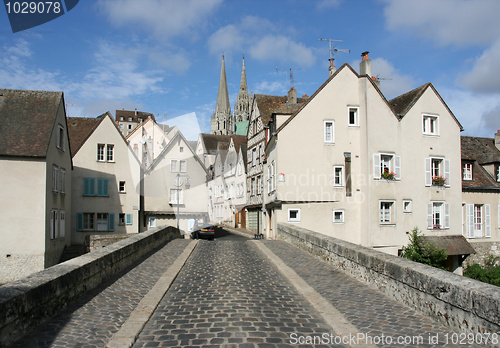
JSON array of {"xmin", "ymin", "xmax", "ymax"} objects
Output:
[
  {"xmin": 464, "ymin": 255, "xmax": 500, "ymax": 287},
  {"xmin": 401, "ymin": 227, "xmax": 448, "ymax": 270}
]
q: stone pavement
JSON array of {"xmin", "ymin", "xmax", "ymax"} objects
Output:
[{"xmin": 9, "ymin": 229, "xmax": 482, "ymax": 347}]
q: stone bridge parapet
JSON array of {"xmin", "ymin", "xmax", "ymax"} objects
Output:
[
  {"xmin": 0, "ymin": 226, "xmax": 182, "ymax": 347},
  {"xmin": 277, "ymin": 223, "xmax": 500, "ymax": 337}
]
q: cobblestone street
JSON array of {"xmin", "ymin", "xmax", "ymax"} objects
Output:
[{"xmin": 9, "ymin": 228, "xmax": 482, "ymax": 347}]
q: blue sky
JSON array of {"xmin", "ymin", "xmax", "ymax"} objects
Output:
[{"xmin": 1, "ymin": 0, "xmax": 499, "ymax": 140}]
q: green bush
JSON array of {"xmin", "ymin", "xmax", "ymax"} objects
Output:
[
  {"xmin": 401, "ymin": 227, "xmax": 448, "ymax": 270},
  {"xmin": 464, "ymin": 256, "xmax": 500, "ymax": 287}
]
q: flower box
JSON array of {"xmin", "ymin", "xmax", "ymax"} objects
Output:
[
  {"xmin": 381, "ymin": 169, "xmax": 396, "ymax": 180},
  {"xmin": 432, "ymin": 176, "xmax": 446, "ymax": 186}
]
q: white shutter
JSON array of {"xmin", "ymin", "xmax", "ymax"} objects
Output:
[
  {"xmin": 444, "ymin": 159, "xmax": 450, "ymax": 186},
  {"xmin": 395, "ymin": 156, "xmax": 401, "ymax": 180},
  {"xmin": 427, "ymin": 203, "xmax": 433, "ymax": 229},
  {"xmin": 466, "ymin": 204, "xmax": 474, "ymax": 238},
  {"xmin": 498, "ymin": 205, "xmax": 500, "ymax": 229},
  {"xmin": 425, "ymin": 158, "xmax": 432, "ymax": 186},
  {"xmin": 444, "ymin": 203, "xmax": 450, "ymax": 229},
  {"xmin": 485, "ymin": 204, "xmax": 491, "ymax": 237},
  {"xmin": 373, "ymin": 154, "xmax": 381, "ymax": 179}
]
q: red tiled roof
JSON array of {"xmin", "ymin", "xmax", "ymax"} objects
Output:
[
  {"xmin": 0, "ymin": 89, "xmax": 63, "ymax": 158},
  {"xmin": 67, "ymin": 115, "xmax": 103, "ymax": 157}
]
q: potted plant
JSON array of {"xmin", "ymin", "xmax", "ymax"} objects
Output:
[
  {"xmin": 381, "ymin": 168, "xmax": 396, "ymax": 180},
  {"xmin": 432, "ymin": 175, "xmax": 446, "ymax": 186}
]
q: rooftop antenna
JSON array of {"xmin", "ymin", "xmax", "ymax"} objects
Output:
[
  {"xmin": 319, "ymin": 38, "xmax": 350, "ymax": 76},
  {"xmin": 276, "ymin": 66, "xmax": 303, "ymax": 89}
]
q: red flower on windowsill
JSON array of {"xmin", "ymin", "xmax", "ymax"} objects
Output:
[{"xmin": 381, "ymin": 169, "xmax": 396, "ymax": 180}]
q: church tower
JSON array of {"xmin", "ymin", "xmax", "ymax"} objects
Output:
[
  {"xmin": 234, "ymin": 56, "xmax": 251, "ymax": 123},
  {"xmin": 211, "ymin": 55, "xmax": 234, "ymax": 135}
]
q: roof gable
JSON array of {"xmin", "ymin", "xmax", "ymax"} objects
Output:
[
  {"xmin": 0, "ymin": 89, "xmax": 63, "ymax": 157},
  {"xmin": 67, "ymin": 115, "xmax": 103, "ymax": 157}
]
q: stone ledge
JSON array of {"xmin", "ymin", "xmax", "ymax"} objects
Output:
[
  {"xmin": 0, "ymin": 226, "xmax": 182, "ymax": 348},
  {"xmin": 277, "ymin": 223, "xmax": 500, "ymax": 338}
]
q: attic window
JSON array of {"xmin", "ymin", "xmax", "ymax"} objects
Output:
[
  {"xmin": 423, "ymin": 114, "xmax": 439, "ymax": 136},
  {"xmin": 56, "ymin": 124, "xmax": 65, "ymax": 151},
  {"xmin": 463, "ymin": 163, "xmax": 473, "ymax": 181}
]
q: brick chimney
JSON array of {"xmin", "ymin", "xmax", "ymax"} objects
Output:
[
  {"xmin": 287, "ymin": 87, "xmax": 297, "ymax": 104},
  {"xmin": 359, "ymin": 51, "xmax": 371, "ymax": 77},
  {"xmin": 328, "ymin": 58, "xmax": 336, "ymax": 76},
  {"xmin": 495, "ymin": 130, "xmax": 500, "ymax": 150}
]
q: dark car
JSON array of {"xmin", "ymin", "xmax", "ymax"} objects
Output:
[{"xmin": 191, "ymin": 223, "xmax": 215, "ymax": 240}]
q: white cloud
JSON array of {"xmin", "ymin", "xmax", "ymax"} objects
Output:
[
  {"xmin": 458, "ymin": 39, "xmax": 500, "ymax": 93},
  {"xmin": 99, "ymin": 0, "xmax": 222, "ymax": 39},
  {"xmin": 254, "ymin": 80, "xmax": 287, "ymax": 95},
  {"xmin": 316, "ymin": 0, "xmax": 342, "ymax": 9},
  {"xmin": 383, "ymin": 0, "xmax": 500, "ymax": 46},
  {"xmin": 207, "ymin": 16, "xmax": 316, "ymax": 67}
]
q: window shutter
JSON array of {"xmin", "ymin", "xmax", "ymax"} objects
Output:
[
  {"xmin": 425, "ymin": 158, "xmax": 432, "ymax": 186},
  {"xmin": 485, "ymin": 204, "xmax": 491, "ymax": 237},
  {"xmin": 103, "ymin": 179, "xmax": 109, "ymax": 196},
  {"xmin": 84, "ymin": 178, "xmax": 96, "ymax": 196},
  {"xmin": 466, "ymin": 204, "xmax": 474, "ymax": 238},
  {"xmin": 97, "ymin": 178, "xmax": 109, "ymax": 197},
  {"xmin": 108, "ymin": 213, "xmax": 115, "ymax": 231},
  {"xmin": 373, "ymin": 154, "xmax": 381, "ymax": 179},
  {"xmin": 427, "ymin": 203, "xmax": 433, "ymax": 229},
  {"xmin": 395, "ymin": 156, "xmax": 401, "ymax": 180},
  {"xmin": 444, "ymin": 203, "xmax": 450, "ymax": 229},
  {"xmin": 59, "ymin": 211, "xmax": 65, "ymax": 238},
  {"xmin": 444, "ymin": 159, "xmax": 450, "ymax": 186},
  {"xmin": 126, "ymin": 213, "xmax": 133, "ymax": 225},
  {"xmin": 76, "ymin": 212, "xmax": 83, "ymax": 231},
  {"xmin": 498, "ymin": 205, "xmax": 500, "ymax": 229}
]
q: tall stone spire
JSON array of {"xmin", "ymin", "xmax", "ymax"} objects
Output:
[
  {"xmin": 234, "ymin": 56, "xmax": 251, "ymax": 123},
  {"xmin": 211, "ymin": 55, "xmax": 233, "ymax": 135}
]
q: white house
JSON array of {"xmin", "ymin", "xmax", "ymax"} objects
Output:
[
  {"xmin": 264, "ymin": 54, "xmax": 471, "ymax": 272},
  {"xmin": 0, "ymin": 89, "xmax": 72, "ymax": 283},
  {"xmin": 67, "ymin": 113, "xmax": 143, "ymax": 246}
]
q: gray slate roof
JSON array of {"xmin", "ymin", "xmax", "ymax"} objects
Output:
[{"xmin": 0, "ymin": 88, "xmax": 63, "ymax": 157}]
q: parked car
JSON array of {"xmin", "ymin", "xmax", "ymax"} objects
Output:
[{"xmin": 191, "ymin": 223, "xmax": 215, "ymax": 240}]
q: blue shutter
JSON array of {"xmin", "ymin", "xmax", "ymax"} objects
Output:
[
  {"xmin": 76, "ymin": 212, "xmax": 83, "ymax": 231},
  {"xmin": 83, "ymin": 178, "xmax": 90, "ymax": 196},
  {"xmin": 97, "ymin": 178, "xmax": 109, "ymax": 197},
  {"xmin": 126, "ymin": 213, "xmax": 133, "ymax": 225},
  {"xmin": 108, "ymin": 213, "xmax": 115, "ymax": 231}
]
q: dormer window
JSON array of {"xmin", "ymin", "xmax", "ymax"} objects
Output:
[
  {"xmin": 497, "ymin": 165, "xmax": 500, "ymax": 182},
  {"xmin": 463, "ymin": 162, "xmax": 473, "ymax": 180}
]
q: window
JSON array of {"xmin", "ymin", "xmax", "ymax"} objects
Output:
[
  {"xmin": 56, "ymin": 125, "xmax": 65, "ymax": 151},
  {"xmin": 252, "ymin": 148, "xmax": 257, "ymax": 166},
  {"xmin": 288, "ymin": 208, "xmax": 301, "ymax": 223},
  {"xmin": 52, "ymin": 165, "xmax": 59, "ymax": 192},
  {"xmin": 427, "ymin": 202, "xmax": 450, "ymax": 230},
  {"xmin": 423, "ymin": 114, "xmax": 439, "ymax": 136},
  {"xmin": 425, "ymin": 157, "xmax": 450, "ymax": 186},
  {"xmin": 333, "ymin": 166, "xmax": 344, "ymax": 187},
  {"xmin": 257, "ymin": 176, "xmax": 262, "ymax": 195},
  {"xmin": 251, "ymin": 178, "xmax": 256, "ymax": 196},
  {"xmin": 119, "ymin": 181, "xmax": 126, "ymax": 193},
  {"xmin": 324, "ymin": 120, "xmax": 335, "ymax": 144},
  {"xmin": 83, "ymin": 213, "xmax": 94, "ymax": 231},
  {"xmin": 148, "ymin": 217, "xmax": 157, "ymax": 228},
  {"xmin": 128, "ymin": 117, "xmax": 132, "ymax": 121},
  {"xmin": 59, "ymin": 210, "xmax": 65, "ymax": 238},
  {"xmin": 333, "ymin": 210, "xmax": 344, "ymax": 223},
  {"xmin": 497, "ymin": 166, "xmax": 500, "ymax": 182},
  {"xmin": 107, "ymin": 144, "xmax": 114, "ymax": 162},
  {"xmin": 379, "ymin": 201, "xmax": 394, "ymax": 225},
  {"xmin": 169, "ymin": 189, "xmax": 183, "ymax": 204},
  {"xmin": 463, "ymin": 162, "xmax": 473, "ymax": 180},
  {"xmin": 119, "ymin": 124, "xmax": 124, "ymax": 129},
  {"xmin": 119, "ymin": 213, "xmax": 125, "ymax": 225},
  {"xmin": 96, "ymin": 213, "xmax": 108, "ymax": 231},
  {"xmin": 180, "ymin": 147, "xmax": 184, "ymax": 153},
  {"xmin": 50, "ymin": 210, "xmax": 58, "ymax": 239},
  {"xmin": 267, "ymin": 161, "xmax": 276, "ymax": 193},
  {"xmin": 348, "ymin": 107, "xmax": 359, "ymax": 126},
  {"xmin": 97, "ymin": 144, "xmax": 105, "ymax": 161},
  {"xmin": 403, "ymin": 200, "xmax": 412, "ymax": 213},
  {"xmin": 60, "ymin": 169, "xmax": 66, "ymax": 194},
  {"xmin": 128, "ymin": 124, "xmax": 133, "ymax": 130},
  {"xmin": 465, "ymin": 204, "xmax": 490, "ymax": 238},
  {"xmin": 179, "ymin": 160, "xmax": 187, "ymax": 173},
  {"xmin": 171, "ymin": 160, "xmax": 177, "ymax": 172},
  {"xmin": 373, "ymin": 154, "xmax": 401, "ymax": 180}
]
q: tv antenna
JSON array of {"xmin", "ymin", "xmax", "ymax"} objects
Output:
[
  {"xmin": 276, "ymin": 66, "xmax": 303, "ymax": 88},
  {"xmin": 319, "ymin": 38, "xmax": 350, "ymax": 74}
]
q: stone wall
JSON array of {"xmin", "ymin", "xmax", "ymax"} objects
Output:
[
  {"xmin": 465, "ymin": 241, "xmax": 500, "ymax": 268},
  {"xmin": 0, "ymin": 226, "xmax": 181, "ymax": 347},
  {"xmin": 85, "ymin": 234, "xmax": 132, "ymax": 252},
  {"xmin": 277, "ymin": 223, "xmax": 500, "ymax": 338}
]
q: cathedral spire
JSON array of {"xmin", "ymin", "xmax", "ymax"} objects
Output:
[
  {"xmin": 215, "ymin": 55, "xmax": 231, "ymax": 116},
  {"xmin": 211, "ymin": 55, "xmax": 233, "ymax": 135},
  {"xmin": 234, "ymin": 56, "xmax": 251, "ymax": 124},
  {"xmin": 239, "ymin": 55, "xmax": 247, "ymax": 94}
]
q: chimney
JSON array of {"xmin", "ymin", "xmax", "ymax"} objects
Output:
[
  {"xmin": 360, "ymin": 51, "xmax": 371, "ymax": 77},
  {"xmin": 287, "ymin": 87, "xmax": 297, "ymax": 104},
  {"xmin": 495, "ymin": 130, "xmax": 500, "ymax": 150},
  {"xmin": 328, "ymin": 58, "xmax": 336, "ymax": 76}
]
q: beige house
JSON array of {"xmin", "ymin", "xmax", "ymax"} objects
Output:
[
  {"xmin": 264, "ymin": 55, "xmax": 470, "ymax": 271},
  {"xmin": 224, "ymin": 137, "xmax": 248, "ymax": 228},
  {"xmin": 246, "ymin": 90, "xmax": 306, "ymax": 232},
  {"xmin": 115, "ymin": 109, "xmax": 155, "ymax": 137},
  {"xmin": 144, "ymin": 131, "xmax": 209, "ymax": 234},
  {"xmin": 0, "ymin": 89, "xmax": 72, "ymax": 283},
  {"xmin": 67, "ymin": 113, "xmax": 143, "ymax": 246},
  {"xmin": 461, "ymin": 134, "xmax": 500, "ymax": 266}
]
